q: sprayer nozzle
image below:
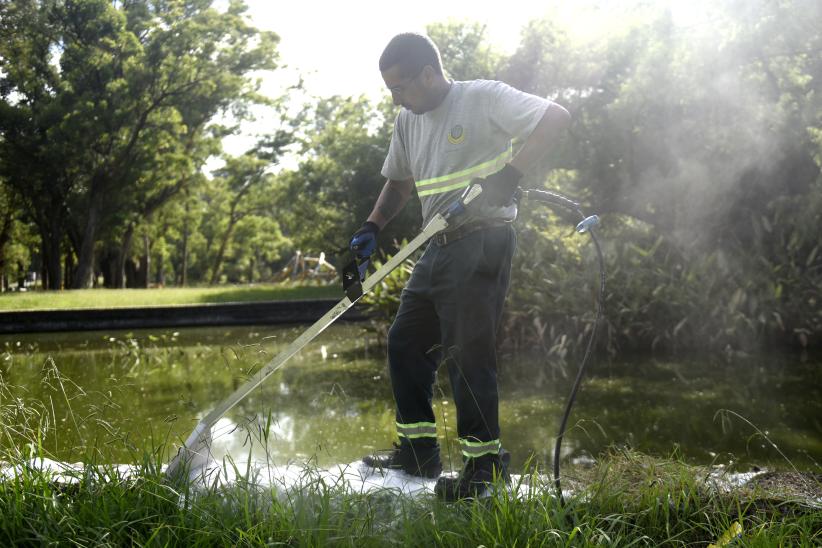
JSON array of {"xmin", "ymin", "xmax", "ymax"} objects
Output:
[{"xmin": 576, "ymin": 215, "xmax": 600, "ymax": 233}]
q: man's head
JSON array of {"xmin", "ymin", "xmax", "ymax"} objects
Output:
[{"xmin": 380, "ymin": 33, "xmax": 450, "ymax": 114}]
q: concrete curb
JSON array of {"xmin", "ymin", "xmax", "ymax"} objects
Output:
[{"xmin": 0, "ymin": 299, "xmax": 366, "ymax": 334}]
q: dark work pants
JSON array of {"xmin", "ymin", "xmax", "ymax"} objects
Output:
[{"xmin": 387, "ymin": 224, "xmax": 516, "ymax": 454}]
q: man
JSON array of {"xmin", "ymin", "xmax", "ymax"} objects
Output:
[{"xmin": 350, "ymin": 32, "xmax": 570, "ymax": 501}]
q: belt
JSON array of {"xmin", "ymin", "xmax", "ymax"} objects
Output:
[{"xmin": 434, "ymin": 218, "xmax": 511, "ymax": 246}]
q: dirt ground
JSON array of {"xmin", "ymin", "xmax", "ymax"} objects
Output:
[{"xmin": 742, "ymin": 470, "xmax": 822, "ymax": 502}]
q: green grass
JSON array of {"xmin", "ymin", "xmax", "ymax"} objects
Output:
[
  {"xmin": 2, "ymin": 448, "xmax": 820, "ymax": 547},
  {"xmin": 2, "ymin": 357, "xmax": 820, "ymax": 546},
  {"xmin": 0, "ymin": 283, "xmax": 342, "ymax": 312},
  {"xmin": 2, "ymin": 370, "xmax": 820, "ymax": 547}
]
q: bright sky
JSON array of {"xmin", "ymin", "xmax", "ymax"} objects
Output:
[
  {"xmin": 220, "ymin": 0, "xmax": 710, "ymax": 159},
  {"xmin": 247, "ymin": 0, "xmax": 551, "ymax": 101},
  {"xmin": 215, "ymin": 0, "xmax": 554, "ymax": 159}
]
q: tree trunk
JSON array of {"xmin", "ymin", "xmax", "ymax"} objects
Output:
[
  {"xmin": 141, "ymin": 233, "xmax": 150, "ymax": 288},
  {"xmin": 41, "ymin": 228, "xmax": 63, "ymax": 290},
  {"xmin": 19, "ymin": 260, "xmax": 27, "ymax": 291},
  {"xmin": 72, "ymin": 191, "xmax": 103, "ymax": 289},
  {"xmin": 180, "ymin": 232, "xmax": 188, "ymax": 286},
  {"xmin": 99, "ymin": 248, "xmax": 116, "ymax": 288},
  {"xmin": 63, "ymin": 250, "xmax": 74, "ymax": 290},
  {"xmin": 0, "ymin": 212, "xmax": 12, "ymax": 284},
  {"xmin": 209, "ymin": 216, "xmax": 237, "ymax": 285},
  {"xmin": 209, "ymin": 186, "xmax": 251, "ymax": 286},
  {"xmin": 180, "ymin": 201, "xmax": 189, "ymax": 287},
  {"xmin": 156, "ymin": 250, "xmax": 165, "ymax": 286},
  {"xmin": 125, "ymin": 258, "xmax": 138, "ymax": 288},
  {"xmin": 116, "ymin": 223, "xmax": 135, "ymax": 289}
]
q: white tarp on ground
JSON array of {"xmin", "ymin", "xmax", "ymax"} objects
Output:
[
  {"xmin": 0, "ymin": 456, "xmax": 448, "ymax": 494},
  {"xmin": 188, "ymin": 458, "xmax": 445, "ymax": 496},
  {"xmin": 1, "ymin": 457, "xmax": 139, "ymax": 485},
  {"xmin": 9, "ymin": 456, "xmax": 816, "ymax": 507},
  {"xmin": 1, "ymin": 456, "xmax": 551, "ymax": 499}
]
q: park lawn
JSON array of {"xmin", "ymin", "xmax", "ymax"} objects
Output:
[{"xmin": 0, "ymin": 284, "xmax": 342, "ymax": 311}]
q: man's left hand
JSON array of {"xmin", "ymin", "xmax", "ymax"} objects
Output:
[{"xmin": 476, "ymin": 164, "xmax": 523, "ymax": 207}]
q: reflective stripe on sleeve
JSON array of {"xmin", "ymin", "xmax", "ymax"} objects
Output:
[
  {"xmin": 396, "ymin": 421, "xmax": 438, "ymax": 439},
  {"xmin": 459, "ymin": 437, "xmax": 501, "ymax": 458}
]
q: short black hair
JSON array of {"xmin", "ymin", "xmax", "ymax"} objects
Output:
[{"xmin": 379, "ymin": 33, "xmax": 443, "ymax": 77}]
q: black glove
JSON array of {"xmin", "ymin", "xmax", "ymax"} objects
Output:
[
  {"xmin": 349, "ymin": 221, "xmax": 380, "ymax": 259},
  {"xmin": 477, "ymin": 163, "xmax": 523, "ymax": 207}
]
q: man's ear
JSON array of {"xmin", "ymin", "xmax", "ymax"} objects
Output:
[{"xmin": 420, "ymin": 64, "xmax": 435, "ymax": 84}]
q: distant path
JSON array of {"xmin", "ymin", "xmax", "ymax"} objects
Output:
[{"xmin": 0, "ymin": 299, "xmax": 365, "ymax": 334}]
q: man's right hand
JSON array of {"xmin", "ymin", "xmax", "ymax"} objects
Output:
[{"xmin": 349, "ymin": 221, "xmax": 380, "ymax": 258}]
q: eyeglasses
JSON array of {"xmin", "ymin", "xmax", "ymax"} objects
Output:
[{"xmin": 387, "ymin": 65, "xmax": 426, "ymax": 95}]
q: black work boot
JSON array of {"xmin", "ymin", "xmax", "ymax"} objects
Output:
[
  {"xmin": 362, "ymin": 442, "xmax": 442, "ymax": 479},
  {"xmin": 435, "ymin": 449, "xmax": 511, "ymax": 501}
]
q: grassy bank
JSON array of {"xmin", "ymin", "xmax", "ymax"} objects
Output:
[
  {"xmin": 1, "ymin": 366, "xmax": 820, "ymax": 546},
  {"xmin": 0, "ymin": 283, "xmax": 341, "ymax": 312},
  {"xmin": 1, "ymin": 449, "xmax": 820, "ymax": 546},
  {"xmin": 2, "ymin": 324, "xmax": 820, "ymax": 545}
]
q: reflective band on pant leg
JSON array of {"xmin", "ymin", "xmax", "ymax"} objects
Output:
[
  {"xmin": 396, "ymin": 421, "xmax": 438, "ymax": 440},
  {"xmin": 459, "ymin": 437, "xmax": 501, "ymax": 458}
]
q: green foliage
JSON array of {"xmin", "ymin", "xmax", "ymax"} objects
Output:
[
  {"xmin": 273, "ymin": 95, "xmax": 421, "ymax": 269},
  {"xmin": 0, "ymin": 184, "xmax": 37, "ymax": 289},
  {"xmin": 426, "ymin": 20, "xmax": 503, "ymax": 81},
  {"xmin": 201, "ymin": 151, "xmax": 290, "ymax": 284},
  {"xmin": 499, "ymin": 0, "xmax": 822, "ymax": 353},
  {"xmin": 0, "ymin": 0, "xmax": 281, "ymax": 288},
  {"xmin": 289, "ymin": 3, "xmax": 822, "ymax": 354},
  {"xmin": 1, "ymin": 1, "xmax": 820, "ymax": 353},
  {"xmin": 504, "ymin": 189, "xmax": 603, "ymax": 359}
]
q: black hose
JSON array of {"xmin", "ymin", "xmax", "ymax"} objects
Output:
[
  {"xmin": 522, "ymin": 190, "xmax": 606, "ymax": 504},
  {"xmin": 552, "ymin": 217, "xmax": 604, "ymax": 504}
]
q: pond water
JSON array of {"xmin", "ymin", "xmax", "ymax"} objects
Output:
[{"xmin": 1, "ymin": 324, "xmax": 820, "ymax": 473}]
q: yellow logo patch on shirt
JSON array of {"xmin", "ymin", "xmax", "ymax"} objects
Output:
[{"xmin": 447, "ymin": 125, "xmax": 465, "ymax": 145}]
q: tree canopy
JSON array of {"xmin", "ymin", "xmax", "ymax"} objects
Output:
[
  {"xmin": 0, "ymin": 0, "xmax": 819, "ymax": 351},
  {"xmin": 0, "ymin": 0, "xmax": 279, "ymax": 288}
]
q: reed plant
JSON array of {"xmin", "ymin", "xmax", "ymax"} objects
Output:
[{"xmin": 505, "ymin": 188, "xmax": 822, "ymax": 358}]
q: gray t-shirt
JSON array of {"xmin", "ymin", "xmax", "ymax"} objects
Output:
[{"xmin": 381, "ymin": 79, "xmax": 553, "ymax": 228}]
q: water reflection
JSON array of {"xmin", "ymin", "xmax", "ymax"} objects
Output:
[{"xmin": 1, "ymin": 326, "xmax": 820, "ymax": 473}]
